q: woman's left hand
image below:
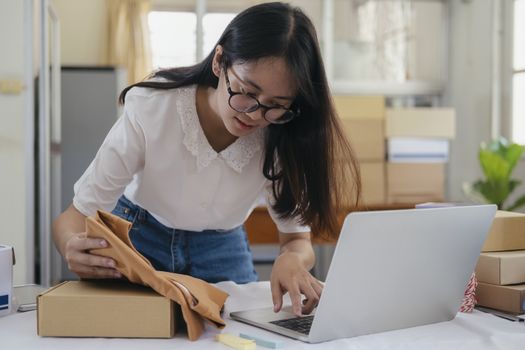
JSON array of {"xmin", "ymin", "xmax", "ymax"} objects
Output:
[{"xmin": 270, "ymin": 251, "xmax": 324, "ymax": 316}]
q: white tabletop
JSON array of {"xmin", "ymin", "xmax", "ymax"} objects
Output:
[{"xmin": 1, "ymin": 281, "xmax": 524, "ymax": 349}]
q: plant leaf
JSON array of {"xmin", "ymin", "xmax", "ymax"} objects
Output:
[
  {"xmin": 486, "ymin": 137, "xmax": 508, "ymax": 157},
  {"xmin": 472, "ymin": 180, "xmax": 508, "ymax": 208},
  {"xmin": 509, "ymin": 179, "xmax": 522, "ymax": 194},
  {"xmin": 504, "ymin": 144, "xmax": 525, "ymax": 172},
  {"xmin": 479, "ymin": 150, "xmax": 509, "ymax": 181},
  {"xmin": 462, "ymin": 182, "xmax": 490, "ymax": 204},
  {"xmin": 506, "ymin": 194, "xmax": 525, "ymax": 212}
]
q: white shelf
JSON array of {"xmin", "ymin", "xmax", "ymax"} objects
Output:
[{"xmin": 330, "ymin": 80, "xmax": 445, "ymax": 96}]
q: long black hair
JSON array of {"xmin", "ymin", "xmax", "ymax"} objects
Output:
[{"xmin": 119, "ymin": 2, "xmax": 361, "ymax": 237}]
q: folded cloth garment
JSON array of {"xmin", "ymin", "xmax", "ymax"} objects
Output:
[{"xmin": 85, "ymin": 210, "xmax": 229, "ymax": 340}]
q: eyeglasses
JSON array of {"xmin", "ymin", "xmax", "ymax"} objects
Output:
[{"xmin": 223, "ymin": 68, "xmax": 299, "ymax": 124}]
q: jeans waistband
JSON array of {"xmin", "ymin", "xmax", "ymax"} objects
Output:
[{"xmin": 117, "ymin": 195, "xmax": 242, "ymax": 233}]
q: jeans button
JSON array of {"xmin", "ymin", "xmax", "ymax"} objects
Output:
[{"xmin": 124, "ymin": 208, "xmax": 130, "ymax": 214}]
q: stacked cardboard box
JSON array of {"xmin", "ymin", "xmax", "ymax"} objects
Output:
[
  {"xmin": 475, "ymin": 211, "xmax": 525, "ymax": 314},
  {"xmin": 385, "ymin": 108, "xmax": 455, "ymax": 204},
  {"xmin": 333, "ymin": 96, "xmax": 385, "ymax": 205}
]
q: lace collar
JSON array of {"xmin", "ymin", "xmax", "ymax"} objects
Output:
[{"xmin": 176, "ymin": 85, "xmax": 264, "ymax": 173}]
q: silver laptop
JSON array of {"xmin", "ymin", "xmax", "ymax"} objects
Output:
[{"xmin": 231, "ymin": 205, "xmax": 497, "ymax": 343}]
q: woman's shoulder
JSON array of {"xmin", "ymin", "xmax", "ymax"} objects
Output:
[
  {"xmin": 123, "ymin": 82, "xmax": 197, "ymax": 128},
  {"xmin": 125, "ymin": 79, "xmax": 196, "ymax": 101}
]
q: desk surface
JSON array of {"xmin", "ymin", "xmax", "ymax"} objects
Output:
[{"xmin": 1, "ymin": 281, "xmax": 524, "ymax": 349}]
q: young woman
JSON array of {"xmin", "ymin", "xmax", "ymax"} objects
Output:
[{"xmin": 53, "ymin": 2, "xmax": 360, "ymax": 317}]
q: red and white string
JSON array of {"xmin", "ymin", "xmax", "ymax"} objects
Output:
[{"xmin": 459, "ymin": 272, "xmax": 478, "ymax": 313}]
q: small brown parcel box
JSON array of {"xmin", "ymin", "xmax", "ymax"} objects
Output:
[
  {"xmin": 38, "ymin": 280, "xmax": 176, "ymax": 338},
  {"xmin": 386, "ymin": 162, "xmax": 444, "ymax": 204},
  {"xmin": 385, "ymin": 108, "xmax": 456, "ymax": 138},
  {"xmin": 482, "ymin": 211, "xmax": 525, "ymax": 252},
  {"xmin": 476, "ymin": 251, "xmax": 525, "ymax": 285},
  {"xmin": 360, "ymin": 161, "xmax": 386, "ymax": 205},
  {"xmin": 476, "ymin": 282, "xmax": 525, "ymax": 314},
  {"xmin": 341, "ymin": 119, "xmax": 385, "ymax": 161},
  {"xmin": 333, "ymin": 95, "xmax": 385, "ymax": 119}
]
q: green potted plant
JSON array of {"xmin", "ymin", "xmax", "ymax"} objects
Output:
[{"xmin": 463, "ymin": 137, "xmax": 525, "ymax": 211}]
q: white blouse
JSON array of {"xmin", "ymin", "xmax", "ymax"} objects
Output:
[{"xmin": 73, "ymin": 84, "xmax": 309, "ymax": 233}]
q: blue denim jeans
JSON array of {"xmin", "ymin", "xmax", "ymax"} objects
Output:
[{"xmin": 111, "ymin": 196, "xmax": 258, "ymax": 284}]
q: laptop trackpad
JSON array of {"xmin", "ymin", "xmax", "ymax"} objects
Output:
[{"xmin": 230, "ymin": 305, "xmax": 316, "ymax": 323}]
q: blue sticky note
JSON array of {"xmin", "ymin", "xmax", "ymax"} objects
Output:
[{"xmin": 239, "ymin": 332, "xmax": 284, "ymax": 349}]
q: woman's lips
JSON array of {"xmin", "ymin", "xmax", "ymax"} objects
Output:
[{"xmin": 234, "ymin": 116, "xmax": 255, "ymax": 130}]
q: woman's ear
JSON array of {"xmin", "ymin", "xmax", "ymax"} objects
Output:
[{"xmin": 212, "ymin": 45, "xmax": 223, "ymax": 78}]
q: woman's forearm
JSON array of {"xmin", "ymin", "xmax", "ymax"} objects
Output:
[
  {"xmin": 52, "ymin": 204, "xmax": 87, "ymax": 257},
  {"xmin": 278, "ymin": 232, "xmax": 315, "ymax": 270}
]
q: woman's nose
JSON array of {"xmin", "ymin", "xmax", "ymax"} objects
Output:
[{"xmin": 245, "ymin": 107, "xmax": 265, "ymax": 121}]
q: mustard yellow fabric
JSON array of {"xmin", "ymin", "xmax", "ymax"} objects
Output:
[
  {"xmin": 86, "ymin": 210, "xmax": 229, "ymax": 340},
  {"xmin": 106, "ymin": 0, "xmax": 152, "ymax": 84}
]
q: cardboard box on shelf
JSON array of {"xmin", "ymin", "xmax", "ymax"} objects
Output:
[
  {"xmin": 476, "ymin": 251, "xmax": 525, "ymax": 285},
  {"xmin": 38, "ymin": 280, "xmax": 176, "ymax": 338},
  {"xmin": 341, "ymin": 119, "xmax": 385, "ymax": 161},
  {"xmin": 387, "ymin": 137, "xmax": 449, "ymax": 163},
  {"xmin": 482, "ymin": 211, "xmax": 525, "ymax": 252},
  {"xmin": 476, "ymin": 282, "xmax": 525, "ymax": 314},
  {"xmin": 386, "ymin": 163, "xmax": 444, "ymax": 204},
  {"xmin": 360, "ymin": 162, "xmax": 386, "ymax": 205},
  {"xmin": 385, "ymin": 108, "xmax": 455, "ymax": 138},
  {"xmin": 333, "ymin": 95, "xmax": 385, "ymax": 119}
]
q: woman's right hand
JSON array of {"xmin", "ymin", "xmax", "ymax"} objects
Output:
[{"xmin": 64, "ymin": 232, "xmax": 122, "ymax": 279}]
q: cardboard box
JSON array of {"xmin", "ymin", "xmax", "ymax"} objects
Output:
[
  {"xmin": 341, "ymin": 119, "xmax": 385, "ymax": 161},
  {"xmin": 386, "ymin": 162, "xmax": 444, "ymax": 204},
  {"xmin": 38, "ymin": 280, "xmax": 176, "ymax": 338},
  {"xmin": 476, "ymin": 282, "xmax": 525, "ymax": 314},
  {"xmin": 360, "ymin": 162, "xmax": 386, "ymax": 205},
  {"xmin": 333, "ymin": 95, "xmax": 385, "ymax": 119},
  {"xmin": 482, "ymin": 211, "xmax": 525, "ymax": 252},
  {"xmin": 387, "ymin": 137, "xmax": 449, "ymax": 163},
  {"xmin": 385, "ymin": 108, "xmax": 455, "ymax": 138},
  {"xmin": 476, "ymin": 251, "xmax": 525, "ymax": 285}
]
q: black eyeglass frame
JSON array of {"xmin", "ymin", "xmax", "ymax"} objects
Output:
[{"xmin": 223, "ymin": 68, "xmax": 300, "ymax": 125}]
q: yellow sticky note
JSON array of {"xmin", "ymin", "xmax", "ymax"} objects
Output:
[{"xmin": 216, "ymin": 333, "xmax": 256, "ymax": 350}]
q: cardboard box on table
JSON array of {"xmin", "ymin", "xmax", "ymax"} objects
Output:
[
  {"xmin": 386, "ymin": 162, "xmax": 444, "ymax": 204},
  {"xmin": 476, "ymin": 282, "xmax": 525, "ymax": 314},
  {"xmin": 481, "ymin": 211, "xmax": 525, "ymax": 252},
  {"xmin": 476, "ymin": 250, "xmax": 525, "ymax": 285},
  {"xmin": 37, "ymin": 280, "xmax": 176, "ymax": 338}
]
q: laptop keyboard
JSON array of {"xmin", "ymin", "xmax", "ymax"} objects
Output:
[{"xmin": 270, "ymin": 315, "xmax": 314, "ymax": 335}]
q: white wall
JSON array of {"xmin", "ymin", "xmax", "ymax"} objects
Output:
[
  {"xmin": 412, "ymin": 1, "xmax": 444, "ymax": 82},
  {"xmin": 0, "ymin": 0, "xmax": 30, "ymax": 284},
  {"xmin": 445, "ymin": 0, "xmax": 525, "ymax": 210},
  {"xmin": 445, "ymin": 0, "xmax": 493, "ymax": 202},
  {"xmin": 52, "ymin": 0, "xmax": 107, "ymax": 66}
]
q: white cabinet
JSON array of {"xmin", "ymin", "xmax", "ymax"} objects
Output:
[{"xmin": 0, "ymin": 0, "xmax": 60, "ymax": 286}]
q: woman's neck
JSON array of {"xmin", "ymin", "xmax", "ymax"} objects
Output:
[{"xmin": 195, "ymin": 85, "xmax": 237, "ymax": 152}]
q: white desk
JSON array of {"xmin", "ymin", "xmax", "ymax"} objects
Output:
[{"xmin": 1, "ymin": 281, "xmax": 524, "ymax": 349}]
